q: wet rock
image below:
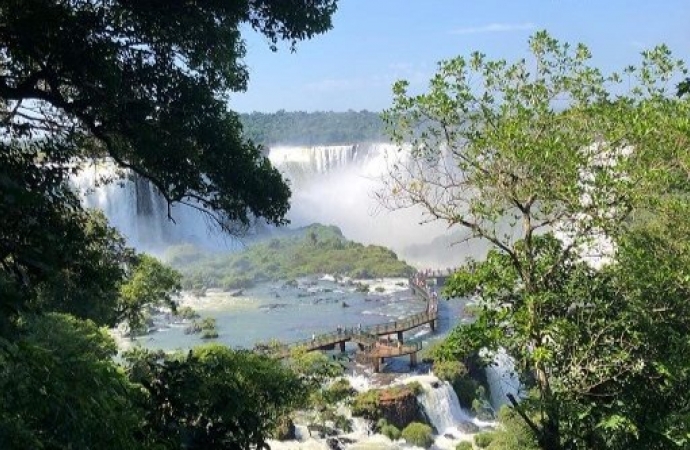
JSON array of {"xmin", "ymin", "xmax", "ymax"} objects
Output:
[
  {"xmin": 326, "ymin": 438, "xmax": 344, "ymax": 450},
  {"xmin": 456, "ymin": 421, "xmax": 480, "ymax": 434}
]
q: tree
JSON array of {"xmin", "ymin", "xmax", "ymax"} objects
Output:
[
  {"xmin": 0, "ymin": 0, "xmax": 337, "ymax": 323},
  {"xmin": 0, "ymin": 2, "xmax": 339, "ymax": 447},
  {"xmin": 119, "ymin": 253, "xmax": 181, "ymax": 334},
  {"xmin": 124, "ymin": 345, "xmax": 308, "ymax": 450},
  {"xmin": 0, "ymin": 313, "xmax": 144, "ymax": 450},
  {"xmin": 381, "ymin": 31, "xmax": 690, "ymax": 448}
]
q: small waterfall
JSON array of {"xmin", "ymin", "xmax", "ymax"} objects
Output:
[
  {"xmin": 484, "ymin": 348, "xmax": 520, "ymax": 410},
  {"xmin": 413, "ymin": 376, "xmax": 473, "ymax": 434}
]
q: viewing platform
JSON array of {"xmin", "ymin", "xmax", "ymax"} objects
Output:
[{"xmin": 256, "ymin": 276, "xmax": 442, "ymax": 372}]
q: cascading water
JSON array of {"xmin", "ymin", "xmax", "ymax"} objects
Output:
[
  {"xmin": 410, "ymin": 376, "xmax": 474, "ymax": 434},
  {"xmin": 70, "ymin": 144, "xmax": 488, "ymax": 267},
  {"xmin": 72, "ymin": 160, "xmax": 242, "ymax": 254},
  {"xmin": 484, "ymin": 348, "xmax": 521, "ymax": 410}
]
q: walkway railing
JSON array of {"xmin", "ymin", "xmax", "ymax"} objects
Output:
[{"xmin": 256, "ymin": 277, "xmax": 439, "ymax": 359}]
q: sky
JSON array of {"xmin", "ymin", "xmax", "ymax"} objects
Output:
[{"xmin": 231, "ymin": 0, "xmax": 690, "ymax": 113}]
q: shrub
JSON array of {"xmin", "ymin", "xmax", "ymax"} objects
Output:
[
  {"xmin": 401, "ymin": 422, "xmax": 434, "ymax": 448},
  {"xmin": 405, "ymin": 381, "xmax": 424, "ymax": 396},
  {"xmin": 474, "ymin": 432, "xmax": 495, "ymax": 448},
  {"xmin": 175, "ymin": 306, "xmax": 199, "ymax": 320},
  {"xmin": 201, "ymin": 329, "xmax": 218, "ymax": 339},
  {"xmin": 381, "ymin": 424, "xmax": 401, "ymax": 440},
  {"xmin": 433, "ymin": 360, "xmax": 468, "ymax": 383},
  {"xmin": 323, "ymin": 378, "xmax": 356, "ymax": 404},
  {"xmin": 333, "ymin": 414, "xmax": 353, "ymax": 433},
  {"xmin": 456, "ymin": 442, "xmax": 473, "ymax": 450},
  {"xmin": 453, "ymin": 377, "xmax": 480, "ymax": 408},
  {"xmin": 351, "ymin": 390, "xmax": 380, "ymax": 420}
]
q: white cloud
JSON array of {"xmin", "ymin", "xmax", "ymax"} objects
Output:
[{"xmin": 450, "ymin": 22, "xmax": 536, "ymax": 35}]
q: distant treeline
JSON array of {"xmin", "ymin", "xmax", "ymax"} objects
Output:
[{"xmin": 239, "ymin": 110, "xmax": 388, "ymax": 146}]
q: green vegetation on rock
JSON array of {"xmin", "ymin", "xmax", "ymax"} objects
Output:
[
  {"xmin": 401, "ymin": 422, "xmax": 434, "ymax": 448},
  {"xmin": 166, "ymin": 224, "xmax": 415, "ymax": 290}
]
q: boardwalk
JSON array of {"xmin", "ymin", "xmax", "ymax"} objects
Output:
[{"xmin": 256, "ymin": 278, "xmax": 440, "ymax": 372}]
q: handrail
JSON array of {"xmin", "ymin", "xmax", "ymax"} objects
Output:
[{"xmin": 257, "ymin": 278, "xmax": 439, "ymax": 358}]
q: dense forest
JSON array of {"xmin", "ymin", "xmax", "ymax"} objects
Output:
[{"xmin": 240, "ymin": 110, "xmax": 387, "ymax": 146}]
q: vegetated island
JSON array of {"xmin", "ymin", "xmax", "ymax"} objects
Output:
[{"xmin": 165, "ymin": 224, "xmax": 416, "ymax": 291}]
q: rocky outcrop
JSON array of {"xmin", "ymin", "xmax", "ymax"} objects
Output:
[{"xmin": 378, "ymin": 389, "xmax": 420, "ymax": 429}]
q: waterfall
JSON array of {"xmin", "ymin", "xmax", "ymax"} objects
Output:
[
  {"xmin": 71, "ymin": 160, "xmax": 240, "ymax": 254},
  {"xmin": 411, "ymin": 376, "xmax": 473, "ymax": 434},
  {"xmin": 484, "ymin": 348, "xmax": 520, "ymax": 410},
  {"xmin": 70, "ymin": 144, "xmax": 469, "ymax": 267}
]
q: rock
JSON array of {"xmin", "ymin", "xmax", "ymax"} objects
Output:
[
  {"xmin": 456, "ymin": 421, "xmax": 480, "ymax": 434},
  {"xmin": 378, "ymin": 387, "xmax": 420, "ymax": 429},
  {"xmin": 341, "ymin": 301, "xmax": 350, "ymax": 308},
  {"xmin": 444, "ymin": 433, "xmax": 457, "ymax": 439},
  {"xmin": 326, "ymin": 438, "xmax": 344, "ymax": 450},
  {"xmin": 430, "ymin": 381, "xmax": 440, "ymax": 389}
]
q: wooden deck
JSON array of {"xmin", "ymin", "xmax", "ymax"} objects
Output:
[{"xmin": 256, "ymin": 279, "xmax": 439, "ymax": 372}]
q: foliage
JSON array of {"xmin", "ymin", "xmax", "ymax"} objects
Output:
[
  {"xmin": 176, "ymin": 306, "xmax": 200, "ymax": 320},
  {"xmin": 272, "ymin": 416, "xmax": 296, "ymax": 441},
  {"xmin": 433, "ymin": 359, "xmax": 468, "ymax": 382},
  {"xmin": 383, "ymin": 30, "xmax": 690, "ymax": 450},
  {"xmin": 486, "ymin": 406, "xmax": 540, "ymax": 450},
  {"xmin": 401, "ymin": 422, "xmax": 434, "ymax": 448},
  {"xmin": 124, "ymin": 344, "xmax": 308, "ymax": 450},
  {"xmin": 119, "ymin": 254, "xmax": 181, "ymax": 333},
  {"xmin": 381, "ymin": 423, "xmax": 402, "ymax": 440},
  {"xmin": 456, "ymin": 442, "xmax": 473, "ymax": 450},
  {"xmin": 240, "ymin": 110, "xmax": 386, "ymax": 145},
  {"xmin": 351, "ymin": 390, "xmax": 381, "ymax": 420},
  {"xmin": 474, "ymin": 432, "xmax": 495, "ymax": 448},
  {"xmin": 168, "ymin": 224, "xmax": 415, "ymax": 290},
  {"xmin": 322, "ymin": 378, "xmax": 356, "ymax": 404},
  {"xmin": 0, "ymin": 313, "xmax": 143, "ymax": 450},
  {"xmin": 0, "ymin": 2, "xmax": 338, "ymax": 448}
]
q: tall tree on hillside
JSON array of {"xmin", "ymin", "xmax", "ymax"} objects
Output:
[{"xmin": 381, "ymin": 31, "xmax": 690, "ymax": 448}]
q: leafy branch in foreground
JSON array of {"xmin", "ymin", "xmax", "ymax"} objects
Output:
[{"xmin": 382, "ymin": 30, "xmax": 690, "ymax": 449}]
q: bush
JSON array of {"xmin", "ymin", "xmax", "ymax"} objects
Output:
[
  {"xmin": 433, "ymin": 360, "xmax": 468, "ymax": 382},
  {"xmin": 175, "ymin": 306, "xmax": 199, "ymax": 320},
  {"xmin": 486, "ymin": 406, "xmax": 539, "ymax": 450},
  {"xmin": 401, "ymin": 422, "xmax": 434, "ymax": 448},
  {"xmin": 201, "ymin": 329, "xmax": 218, "ymax": 339},
  {"xmin": 381, "ymin": 424, "xmax": 401, "ymax": 440},
  {"xmin": 323, "ymin": 378, "xmax": 355, "ymax": 404},
  {"xmin": 332, "ymin": 414, "xmax": 353, "ymax": 433},
  {"xmin": 453, "ymin": 377, "xmax": 480, "ymax": 408},
  {"xmin": 456, "ymin": 442, "xmax": 473, "ymax": 450},
  {"xmin": 473, "ymin": 432, "xmax": 495, "ymax": 448},
  {"xmin": 351, "ymin": 390, "xmax": 380, "ymax": 420}
]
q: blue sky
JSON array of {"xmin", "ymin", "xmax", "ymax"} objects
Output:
[{"xmin": 231, "ymin": 0, "xmax": 690, "ymax": 112}]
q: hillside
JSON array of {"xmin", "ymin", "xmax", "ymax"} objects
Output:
[{"xmin": 165, "ymin": 224, "xmax": 415, "ymax": 291}]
